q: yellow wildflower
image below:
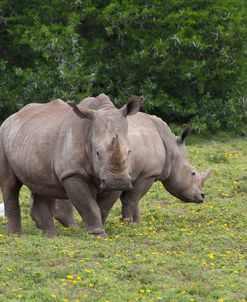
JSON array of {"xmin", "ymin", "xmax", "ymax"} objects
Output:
[
  {"xmin": 51, "ymin": 294, "xmax": 57, "ymax": 299},
  {"xmin": 207, "ymin": 253, "xmax": 214, "ymax": 259},
  {"xmin": 84, "ymin": 269, "xmax": 92, "ymax": 273},
  {"xmin": 66, "ymin": 274, "xmax": 73, "ymax": 279}
]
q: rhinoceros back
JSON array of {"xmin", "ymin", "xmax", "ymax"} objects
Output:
[{"xmin": 0, "ymin": 100, "xmax": 83, "ymax": 196}]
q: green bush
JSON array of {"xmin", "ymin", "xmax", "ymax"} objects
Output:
[{"xmin": 0, "ymin": 0, "xmax": 246, "ymax": 133}]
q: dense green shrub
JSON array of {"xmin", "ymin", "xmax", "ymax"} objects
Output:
[{"xmin": 0, "ymin": 0, "xmax": 246, "ymax": 133}]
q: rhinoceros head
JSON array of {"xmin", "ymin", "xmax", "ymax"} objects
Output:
[
  {"xmin": 68, "ymin": 94, "xmax": 143, "ymax": 191},
  {"xmin": 162, "ymin": 127, "xmax": 211, "ymax": 203}
]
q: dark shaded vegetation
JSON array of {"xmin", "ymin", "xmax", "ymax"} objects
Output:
[{"xmin": 0, "ymin": 0, "xmax": 246, "ymax": 133}]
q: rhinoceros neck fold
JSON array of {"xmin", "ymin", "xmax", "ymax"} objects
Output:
[{"xmin": 151, "ymin": 116, "xmax": 177, "ymax": 181}]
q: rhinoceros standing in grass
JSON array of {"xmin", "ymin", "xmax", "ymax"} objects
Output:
[
  {"xmin": 46, "ymin": 111, "xmax": 211, "ymax": 226},
  {"xmin": 0, "ymin": 94, "xmax": 142, "ymax": 236},
  {"xmin": 119, "ymin": 112, "xmax": 211, "ymax": 222}
]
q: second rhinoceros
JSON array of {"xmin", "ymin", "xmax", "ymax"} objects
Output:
[{"xmin": 0, "ymin": 94, "xmax": 142, "ymax": 237}]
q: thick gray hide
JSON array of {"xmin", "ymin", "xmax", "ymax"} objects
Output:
[{"xmin": 0, "ymin": 94, "xmax": 141, "ymax": 236}]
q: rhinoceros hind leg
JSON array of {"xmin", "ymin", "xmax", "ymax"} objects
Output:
[
  {"xmin": 54, "ymin": 199, "xmax": 75, "ymax": 227},
  {"xmin": 30, "ymin": 193, "xmax": 58, "ymax": 236},
  {"xmin": 1, "ymin": 174, "xmax": 23, "ymax": 235},
  {"xmin": 97, "ymin": 191, "xmax": 121, "ymax": 225},
  {"xmin": 120, "ymin": 177, "xmax": 155, "ymax": 223}
]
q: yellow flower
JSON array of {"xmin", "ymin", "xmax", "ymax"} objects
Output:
[
  {"xmin": 51, "ymin": 294, "xmax": 57, "ymax": 299},
  {"xmin": 66, "ymin": 274, "xmax": 73, "ymax": 279},
  {"xmin": 75, "ymin": 299, "xmax": 80, "ymax": 302},
  {"xmin": 88, "ymin": 283, "xmax": 94, "ymax": 287},
  {"xmin": 207, "ymin": 253, "xmax": 214, "ymax": 259},
  {"xmin": 84, "ymin": 269, "xmax": 92, "ymax": 273},
  {"xmin": 157, "ymin": 297, "xmax": 162, "ymax": 300},
  {"xmin": 76, "ymin": 276, "xmax": 82, "ymax": 281},
  {"xmin": 7, "ymin": 268, "xmax": 13, "ymax": 272},
  {"xmin": 218, "ymin": 299, "xmax": 224, "ymax": 302},
  {"xmin": 139, "ymin": 289, "xmax": 145, "ymax": 293},
  {"xmin": 17, "ymin": 294, "xmax": 23, "ymax": 299},
  {"xmin": 146, "ymin": 289, "xmax": 151, "ymax": 293}
]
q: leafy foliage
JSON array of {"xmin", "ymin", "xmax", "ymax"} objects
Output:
[{"xmin": 0, "ymin": 0, "xmax": 246, "ymax": 133}]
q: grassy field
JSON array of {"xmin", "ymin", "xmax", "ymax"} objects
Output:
[{"xmin": 0, "ymin": 134, "xmax": 246, "ymax": 302}]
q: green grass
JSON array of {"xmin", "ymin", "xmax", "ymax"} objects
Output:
[{"xmin": 0, "ymin": 135, "xmax": 246, "ymax": 302}]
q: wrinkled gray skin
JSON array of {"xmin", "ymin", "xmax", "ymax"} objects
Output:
[
  {"xmin": 47, "ymin": 112, "xmax": 211, "ymax": 226},
  {"xmin": 0, "ymin": 93, "xmax": 141, "ymax": 236}
]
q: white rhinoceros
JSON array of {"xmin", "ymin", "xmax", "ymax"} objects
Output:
[{"xmin": 0, "ymin": 94, "xmax": 142, "ymax": 236}]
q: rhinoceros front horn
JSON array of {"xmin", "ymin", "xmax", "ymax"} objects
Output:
[{"xmin": 201, "ymin": 168, "xmax": 212, "ymax": 184}]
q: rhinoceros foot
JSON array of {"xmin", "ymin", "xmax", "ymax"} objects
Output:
[
  {"xmin": 120, "ymin": 215, "xmax": 140, "ymax": 223},
  {"xmin": 54, "ymin": 214, "xmax": 75, "ymax": 228},
  {"xmin": 6, "ymin": 218, "xmax": 24, "ymax": 235},
  {"xmin": 6, "ymin": 228, "xmax": 24, "ymax": 236},
  {"xmin": 54, "ymin": 199, "xmax": 75, "ymax": 228},
  {"xmin": 120, "ymin": 217, "xmax": 133, "ymax": 223},
  {"xmin": 87, "ymin": 227, "xmax": 107, "ymax": 238}
]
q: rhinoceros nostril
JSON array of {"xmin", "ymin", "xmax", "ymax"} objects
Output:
[{"xmin": 201, "ymin": 193, "xmax": 205, "ymax": 199}]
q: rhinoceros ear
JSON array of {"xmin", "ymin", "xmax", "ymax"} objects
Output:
[
  {"xmin": 67, "ymin": 101, "xmax": 95, "ymax": 120},
  {"xmin": 177, "ymin": 125, "xmax": 192, "ymax": 144},
  {"xmin": 119, "ymin": 95, "xmax": 144, "ymax": 117}
]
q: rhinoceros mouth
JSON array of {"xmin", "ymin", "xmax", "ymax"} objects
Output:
[
  {"xmin": 100, "ymin": 177, "xmax": 133, "ymax": 192},
  {"xmin": 181, "ymin": 194, "xmax": 204, "ymax": 203}
]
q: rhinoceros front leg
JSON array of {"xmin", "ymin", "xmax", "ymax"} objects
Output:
[
  {"xmin": 54, "ymin": 199, "xmax": 74, "ymax": 227},
  {"xmin": 97, "ymin": 191, "xmax": 121, "ymax": 225},
  {"xmin": 63, "ymin": 177, "xmax": 105, "ymax": 237},
  {"xmin": 121, "ymin": 177, "xmax": 155, "ymax": 223},
  {"xmin": 30, "ymin": 193, "xmax": 58, "ymax": 236}
]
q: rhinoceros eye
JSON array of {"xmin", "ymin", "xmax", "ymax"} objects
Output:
[{"xmin": 192, "ymin": 171, "xmax": 196, "ymax": 176}]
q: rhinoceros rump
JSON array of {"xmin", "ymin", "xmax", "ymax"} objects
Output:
[
  {"xmin": 0, "ymin": 94, "xmax": 142, "ymax": 236},
  {"xmin": 33, "ymin": 112, "xmax": 211, "ymax": 227}
]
